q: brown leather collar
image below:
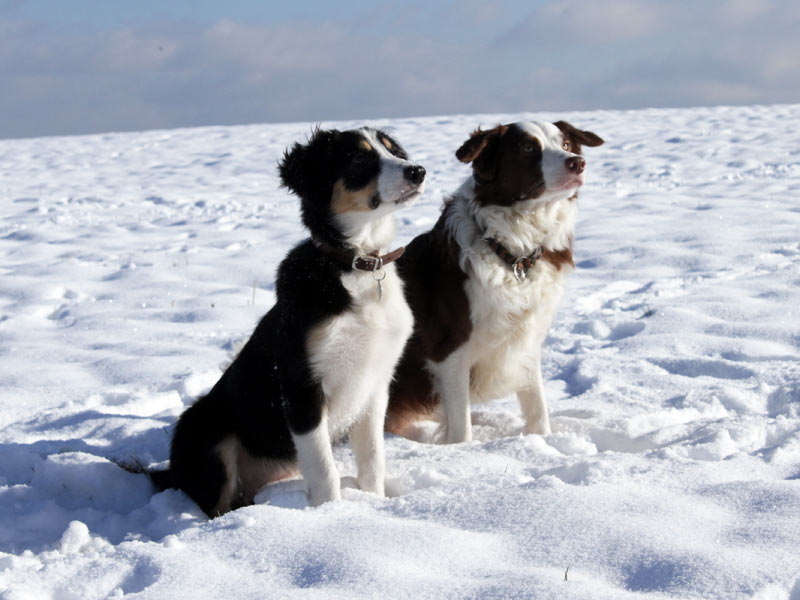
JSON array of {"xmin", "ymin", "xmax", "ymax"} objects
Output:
[
  {"xmin": 484, "ymin": 237, "xmax": 542, "ymax": 282},
  {"xmin": 312, "ymin": 238, "xmax": 405, "ymax": 272}
]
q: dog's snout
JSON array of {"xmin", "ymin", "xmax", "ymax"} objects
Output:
[
  {"xmin": 565, "ymin": 156, "xmax": 585, "ymax": 174},
  {"xmin": 404, "ymin": 165, "xmax": 426, "ymax": 185}
]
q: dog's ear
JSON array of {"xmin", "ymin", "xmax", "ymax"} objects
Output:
[
  {"xmin": 554, "ymin": 121, "xmax": 604, "ymax": 153},
  {"xmin": 455, "ymin": 125, "xmax": 507, "ymax": 183},
  {"xmin": 278, "ymin": 127, "xmax": 339, "ymax": 198},
  {"xmin": 455, "ymin": 127, "xmax": 493, "ymax": 163},
  {"xmin": 278, "ymin": 141, "xmax": 309, "ymax": 198}
]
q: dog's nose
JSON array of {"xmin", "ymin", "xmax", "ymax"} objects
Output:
[
  {"xmin": 565, "ymin": 156, "xmax": 585, "ymax": 174},
  {"xmin": 404, "ymin": 165, "xmax": 426, "ymax": 184}
]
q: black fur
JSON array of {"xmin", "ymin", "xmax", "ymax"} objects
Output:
[
  {"xmin": 278, "ymin": 127, "xmax": 408, "ymax": 249},
  {"xmin": 149, "ymin": 127, "xmax": 411, "ymax": 517},
  {"xmin": 163, "ymin": 241, "xmax": 351, "ymax": 514}
]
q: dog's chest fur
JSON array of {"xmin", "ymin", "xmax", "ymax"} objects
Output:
[
  {"xmin": 462, "ymin": 255, "xmax": 566, "ymax": 399},
  {"xmin": 447, "ymin": 187, "xmax": 576, "ymax": 399},
  {"xmin": 307, "ymin": 264, "xmax": 413, "ymax": 437}
]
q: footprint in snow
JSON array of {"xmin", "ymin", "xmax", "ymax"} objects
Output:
[
  {"xmin": 650, "ymin": 357, "xmax": 755, "ymax": 380},
  {"xmin": 572, "ymin": 319, "xmax": 645, "ymax": 341}
]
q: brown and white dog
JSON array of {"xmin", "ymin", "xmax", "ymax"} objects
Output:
[{"xmin": 386, "ymin": 120, "xmax": 603, "ymax": 443}]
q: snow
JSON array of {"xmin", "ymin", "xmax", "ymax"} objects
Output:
[{"xmin": 1, "ymin": 103, "xmax": 800, "ymax": 599}]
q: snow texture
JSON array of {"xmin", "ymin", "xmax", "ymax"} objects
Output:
[{"xmin": 1, "ymin": 104, "xmax": 800, "ymax": 599}]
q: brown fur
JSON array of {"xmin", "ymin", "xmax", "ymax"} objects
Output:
[
  {"xmin": 457, "ymin": 124, "xmax": 548, "ymax": 205},
  {"xmin": 554, "ymin": 121, "xmax": 604, "ymax": 154},
  {"xmin": 541, "ymin": 245, "xmax": 575, "ymax": 271},
  {"xmin": 455, "ymin": 125, "xmax": 508, "ymax": 185},
  {"xmin": 386, "ymin": 202, "xmax": 472, "ymax": 431},
  {"xmin": 386, "ymin": 121, "xmax": 603, "ymax": 435},
  {"xmin": 331, "ymin": 178, "xmax": 378, "ymax": 214}
]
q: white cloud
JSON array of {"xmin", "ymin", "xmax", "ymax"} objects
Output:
[
  {"xmin": 531, "ymin": 0, "xmax": 664, "ymax": 43},
  {"xmin": 1, "ymin": 1, "xmax": 799, "ymax": 139},
  {"xmin": 719, "ymin": 0, "xmax": 773, "ymax": 24}
]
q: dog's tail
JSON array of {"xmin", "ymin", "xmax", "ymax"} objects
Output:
[{"xmin": 115, "ymin": 457, "xmax": 174, "ymax": 491}]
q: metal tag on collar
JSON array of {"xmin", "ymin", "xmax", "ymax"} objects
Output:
[
  {"xmin": 513, "ymin": 258, "xmax": 527, "ymax": 282},
  {"xmin": 371, "ymin": 256, "xmax": 385, "ymax": 300},
  {"xmin": 374, "ymin": 268, "xmax": 386, "ymax": 301}
]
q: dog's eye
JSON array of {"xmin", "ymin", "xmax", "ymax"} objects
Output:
[
  {"xmin": 562, "ymin": 141, "xmax": 571, "ymax": 151},
  {"xmin": 521, "ymin": 144, "xmax": 534, "ymax": 153}
]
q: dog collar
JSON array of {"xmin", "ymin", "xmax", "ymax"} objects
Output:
[
  {"xmin": 311, "ymin": 238, "xmax": 405, "ymax": 272},
  {"xmin": 484, "ymin": 237, "xmax": 542, "ymax": 282}
]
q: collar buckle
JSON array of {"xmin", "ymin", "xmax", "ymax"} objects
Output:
[{"xmin": 353, "ymin": 254, "xmax": 384, "ymax": 272}]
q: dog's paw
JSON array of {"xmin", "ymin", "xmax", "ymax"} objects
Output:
[
  {"xmin": 308, "ymin": 483, "xmax": 342, "ymax": 507},
  {"xmin": 430, "ymin": 423, "xmax": 449, "ymax": 444},
  {"xmin": 355, "ymin": 474, "xmax": 385, "ymax": 497},
  {"xmin": 524, "ymin": 419, "xmax": 552, "ymax": 436}
]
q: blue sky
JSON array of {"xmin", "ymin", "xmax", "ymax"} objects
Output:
[
  {"xmin": 4, "ymin": 0, "xmax": 387, "ymax": 28},
  {"xmin": 1, "ymin": 0, "xmax": 798, "ymax": 139}
]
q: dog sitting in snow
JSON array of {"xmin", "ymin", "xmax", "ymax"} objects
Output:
[
  {"xmin": 386, "ymin": 120, "xmax": 603, "ymax": 443},
  {"xmin": 152, "ymin": 127, "xmax": 425, "ymax": 516}
]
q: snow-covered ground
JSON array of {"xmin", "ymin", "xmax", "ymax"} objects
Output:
[{"xmin": 1, "ymin": 104, "xmax": 799, "ymax": 599}]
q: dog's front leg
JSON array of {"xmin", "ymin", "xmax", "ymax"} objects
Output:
[
  {"xmin": 518, "ymin": 356, "xmax": 552, "ymax": 435},
  {"xmin": 292, "ymin": 413, "xmax": 342, "ymax": 506},
  {"xmin": 432, "ymin": 349, "xmax": 473, "ymax": 443},
  {"xmin": 349, "ymin": 393, "xmax": 388, "ymax": 496}
]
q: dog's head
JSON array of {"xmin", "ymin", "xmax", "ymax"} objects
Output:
[
  {"xmin": 455, "ymin": 120, "xmax": 603, "ymax": 206},
  {"xmin": 279, "ymin": 127, "xmax": 425, "ymax": 245}
]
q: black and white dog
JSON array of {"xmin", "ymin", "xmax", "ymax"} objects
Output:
[
  {"xmin": 154, "ymin": 127, "xmax": 425, "ymax": 516},
  {"xmin": 387, "ymin": 121, "xmax": 603, "ymax": 443}
]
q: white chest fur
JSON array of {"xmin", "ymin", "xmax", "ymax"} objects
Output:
[
  {"xmin": 463, "ymin": 255, "xmax": 566, "ymax": 400},
  {"xmin": 306, "ymin": 264, "xmax": 413, "ymax": 438},
  {"xmin": 446, "ymin": 183, "xmax": 574, "ymax": 402}
]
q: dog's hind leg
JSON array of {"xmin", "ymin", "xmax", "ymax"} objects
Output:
[
  {"xmin": 169, "ymin": 439, "xmax": 240, "ymax": 518},
  {"xmin": 169, "ymin": 401, "xmax": 240, "ymax": 517},
  {"xmin": 210, "ymin": 436, "xmax": 243, "ymax": 514}
]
